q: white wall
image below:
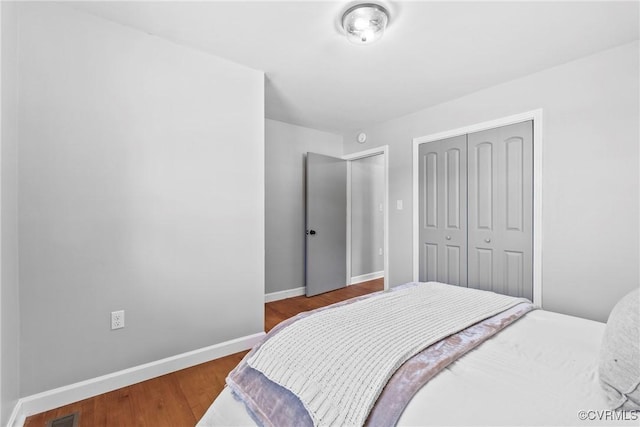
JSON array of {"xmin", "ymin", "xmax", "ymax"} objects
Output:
[
  {"xmin": 265, "ymin": 119, "xmax": 343, "ymax": 294},
  {"xmin": 18, "ymin": 3, "xmax": 264, "ymax": 396},
  {"xmin": 350, "ymin": 155, "xmax": 384, "ymax": 278},
  {"xmin": 344, "ymin": 41, "xmax": 639, "ymax": 322},
  {"xmin": 0, "ymin": 2, "xmax": 20, "ymax": 424}
]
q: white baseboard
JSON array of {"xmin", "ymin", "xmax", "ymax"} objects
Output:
[
  {"xmin": 8, "ymin": 332, "xmax": 264, "ymax": 427},
  {"xmin": 265, "ymin": 286, "xmax": 305, "ymax": 302},
  {"xmin": 350, "ymin": 271, "xmax": 384, "ymax": 285},
  {"xmin": 264, "ymin": 275, "xmax": 382, "ymax": 302}
]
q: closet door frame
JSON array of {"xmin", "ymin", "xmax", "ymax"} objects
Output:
[{"xmin": 412, "ymin": 109, "xmax": 543, "ymax": 307}]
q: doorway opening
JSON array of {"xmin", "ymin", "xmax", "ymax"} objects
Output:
[
  {"xmin": 344, "ymin": 146, "xmax": 389, "ymax": 291},
  {"xmin": 348, "ymin": 153, "xmax": 385, "ymax": 286},
  {"xmin": 305, "ymin": 146, "xmax": 389, "ymax": 296}
]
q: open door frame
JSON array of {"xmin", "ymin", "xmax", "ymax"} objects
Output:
[{"xmin": 342, "ymin": 146, "xmax": 389, "ymax": 291}]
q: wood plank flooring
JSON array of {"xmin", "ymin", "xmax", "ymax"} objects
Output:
[{"xmin": 25, "ymin": 279, "xmax": 383, "ymax": 427}]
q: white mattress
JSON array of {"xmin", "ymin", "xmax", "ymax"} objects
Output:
[{"xmin": 197, "ymin": 309, "xmax": 636, "ymax": 426}]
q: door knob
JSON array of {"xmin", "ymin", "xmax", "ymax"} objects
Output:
[
  {"xmin": 484, "ymin": 238, "xmax": 491, "ymax": 243},
  {"xmin": 446, "ymin": 236, "xmax": 451, "ymax": 240},
  {"xmin": 308, "ymin": 230, "xmax": 316, "ymax": 235}
]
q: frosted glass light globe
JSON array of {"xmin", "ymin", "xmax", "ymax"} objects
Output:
[{"xmin": 342, "ymin": 4, "xmax": 389, "ymax": 45}]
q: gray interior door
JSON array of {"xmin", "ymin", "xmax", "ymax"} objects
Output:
[
  {"xmin": 419, "ymin": 135, "xmax": 468, "ymax": 285},
  {"xmin": 467, "ymin": 121, "xmax": 533, "ymax": 299},
  {"xmin": 306, "ymin": 152, "xmax": 347, "ymax": 296}
]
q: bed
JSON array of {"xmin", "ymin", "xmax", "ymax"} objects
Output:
[{"xmin": 197, "ymin": 282, "xmax": 639, "ymax": 427}]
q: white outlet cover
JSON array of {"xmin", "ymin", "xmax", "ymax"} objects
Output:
[
  {"xmin": 111, "ymin": 310, "xmax": 125, "ymax": 330},
  {"xmin": 396, "ymin": 200, "xmax": 403, "ymax": 210}
]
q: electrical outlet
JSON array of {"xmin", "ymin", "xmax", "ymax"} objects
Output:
[
  {"xmin": 379, "ymin": 248, "xmax": 383, "ymax": 255},
  {"xmin": 111, "ymin": 310, "xmax": 125, "ymax": 330}
]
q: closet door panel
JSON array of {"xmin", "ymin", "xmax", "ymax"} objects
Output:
[
  {"xmin": 475, "ymin": 248, "xmax": 494, "ymax": 289},
  {"xmin": 468, "ymin": 121, "xmax": 533, "ymax": 298},
  {"xmin": 504, "ymin": 250, "xmax": 524, "ymax": 297},
  {"xmin": 419, "ymin": 136, "xmax": 467, "ymax": 286},
  {"xmin": 424, "ymin": 152, "xmax": 438, "ymax": 228},
  {"xmin": 445, "ymin": 148, "xmax": 462, "ymax": 229},
  {"xmin": 506, "ymin": 137, "xmax": 524, "ymax": 231},
  {"xmin": 500, "ymin": 121, "xmax": 533, "ymax": 299},
  {"xmin": 468, "ymin": 130, "xmax": 498, "ymax": 292},
  {"xmin": 475, "ymin": 142, "xmax": 494, "ymax": 230},
  {"xmin": 423, "ymin": 243, "xmax": 438, "ymax": 282}
]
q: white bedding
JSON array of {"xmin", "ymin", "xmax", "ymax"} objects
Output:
[
  {"xmin": 247, "ymin": 282, "xmax": 526, "ymax": 426},
  {"xmin": 197, "ymin": 309, "xmax": 637, "ymax": 426}
]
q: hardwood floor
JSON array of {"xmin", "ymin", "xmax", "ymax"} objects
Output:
[
  {"xmin": 25, "ymin": 279, "xmax": 383, "ymax": 427},
  {"xmin": 265, "ymin": 279, "xmax": 382, "ymax": 332}
]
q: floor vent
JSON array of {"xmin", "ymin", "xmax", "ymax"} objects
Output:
[{"xmin": 45, "ymin": 412, "xmax": 79, "ymax": 427}]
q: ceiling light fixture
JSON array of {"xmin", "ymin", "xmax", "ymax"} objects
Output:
[{"xmin": 341, "ymin": 3, "xmax": 389, "ymax": 45}]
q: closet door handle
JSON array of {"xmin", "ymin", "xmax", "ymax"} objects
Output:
[
  {"xmin": 484, "ymin": 238, "xmax": 491, "ymax": 243},
  {"xmin": 446, "ymin": 236, "xmax": 451, "ymax": 240}
]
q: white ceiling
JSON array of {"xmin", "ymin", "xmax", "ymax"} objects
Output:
[{"xmin": 69, "ymin": 1, "xmax": 639, "ymax": 134}]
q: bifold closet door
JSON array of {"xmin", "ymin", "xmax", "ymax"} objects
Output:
[
  {"xmin": 418, "ymin": 135, "xmax": 468, "ymax": 286},
  {"xmin": 467, "ymin": 121, "xmax": 533, "ymax": 299}
]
